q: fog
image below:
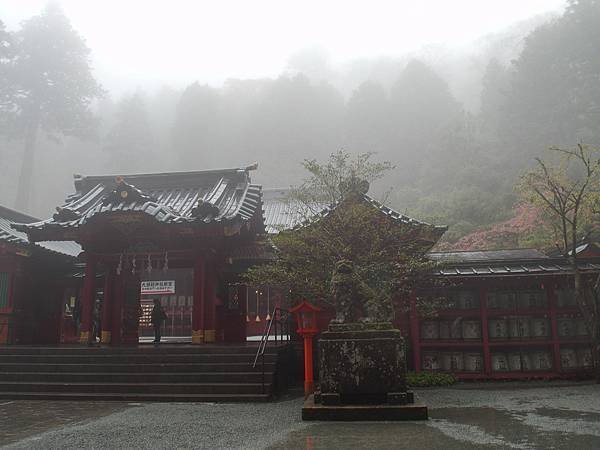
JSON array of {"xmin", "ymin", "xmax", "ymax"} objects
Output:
[
  {"xmin": 1, "ymin": 0, "xmax": 564, "ymax": 93},
  {"xmin": 2, "ymin": 0, "xmax": 598, "ymax": 248}
]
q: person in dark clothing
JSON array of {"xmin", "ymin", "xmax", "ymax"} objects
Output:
[{"xmin": 151, "ymin": 299, "xmax": 167, "ymax": 344}]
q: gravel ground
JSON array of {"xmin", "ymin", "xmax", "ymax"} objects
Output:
[
  {"xmin": 3, "ymin": 383, "xmax": 600, "ymax": 449},
  {"xmin": 3, "ymin": 398, "xmax": 305, "ymax": 450}
]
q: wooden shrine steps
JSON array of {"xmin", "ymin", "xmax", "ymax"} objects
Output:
[{"xmin": 0, "ymin": 344, "xmax": 291, "ymax": 402}]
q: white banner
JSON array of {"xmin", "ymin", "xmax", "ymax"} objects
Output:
[{"xmin": 141, "ymin": 280, "xmax": 176, "ymax": 295}]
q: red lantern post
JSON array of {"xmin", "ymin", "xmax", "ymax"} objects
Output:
[{"xmin": 290, "ymin": 300, "xmax": 321, "ymax": 396}]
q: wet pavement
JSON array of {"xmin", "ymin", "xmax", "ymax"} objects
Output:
[
  {"xmin": 0, "ymin": 400, "xmax": 128, "ymax": 446},
  {"xmin": 2, "ymin": 382, "xmax": 600, "ymax": 449}
]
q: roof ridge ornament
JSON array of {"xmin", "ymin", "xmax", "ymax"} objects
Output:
[
  {"xmin": 103, "ymin": 177, "xmax": 156, "ymax": 205},
  {"xmin": 191, "ymin": 199, "xmax": 221, "ymax": 220},
  {"xmin": 52, "ymin": 206, "xmax": 81, "ymax": 222}
]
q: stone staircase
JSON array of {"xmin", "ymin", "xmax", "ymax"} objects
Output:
[{"xmin": 0, "ymin": 344, "xmax": 290, "ymax": 402}]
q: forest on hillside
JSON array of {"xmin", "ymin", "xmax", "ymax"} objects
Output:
[{"xmin": 1, "ymin": 1, "xmax": 599, "ymax": 249}]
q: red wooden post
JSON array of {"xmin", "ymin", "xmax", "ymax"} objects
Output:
[
  {"xmin": 79, "ymin": 254, "xmax": 97, "ymax": 344},
  {"xmin": 304, "ymin": 335, "xmax": 314, "ymax": 395},
  {"xmin": 409, "ymin": 291, "xmax": 421, "ymax": 373},
  {"xmin": 192, "ymin": 255, "xmax": 205, "ymax": 344},
  {"xmin": 111, "ymin": 273, "xmax": 124, "ymax": 346},
  {"xmin": 0, "ymin": 270, "xmax": 13, "ymax": 344},
  {"xmin": 547, "ymin": 280, "xmax": 562, "ymax": 372},
  {"xmin": 290, "ymin": 301, "xmax": 321, "ymax": 397},
  {"xmin": 101, "ymin": 267, "xmax": 114, "ymax": 344},
  {"xmin": 7, "ymin": 271, "xmax": 14, "ymax": 308},
  {"xmin": 204, "ymin": 263, "xmax": 217, "ymax": 343},
  {"xmin": 479, "ymin": 285, "xmax": 492, "ymax": 375}
]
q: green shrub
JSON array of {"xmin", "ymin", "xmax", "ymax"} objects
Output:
[{"xmin": 406, "ymin": 371, "xmax": 457, "ymax": 387}]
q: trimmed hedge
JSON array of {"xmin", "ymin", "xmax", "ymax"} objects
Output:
[{"xmin": 407, "ymin": 371, "xmax": 457, "ymax": 387}]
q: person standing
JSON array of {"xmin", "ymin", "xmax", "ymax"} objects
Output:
[
  {"xmin": 91, "ymin": 299, "xmax": 101, "ymax": 345},
  {"xmin": 151, "ymin": 299, "xmax": 167, "ymax": 344}
]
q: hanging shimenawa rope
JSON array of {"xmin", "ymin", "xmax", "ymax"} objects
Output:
[
  {"xmin": 266, "ymin": 287, "xmax": 271, "ymax": 321},
  {"xmin": 116, "ymin": 253, "xmax": 123, "ymax": 275},
  {"xmin": 255, "ymin": 289, "xmax": 261, "ymax": 322}
]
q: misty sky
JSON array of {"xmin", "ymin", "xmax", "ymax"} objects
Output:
[{"xmin": 2, "ymin": 0, "xmax": 565, "ymax": 93}]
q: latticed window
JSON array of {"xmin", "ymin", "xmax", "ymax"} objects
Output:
[
  {"xmin": 447, "ymin": 290, "xmax": 479, "ymax": 309},
  {"xmin": 556, "ymin": 288, "xmax": 577, "ymax": 307},
  {"xmin": 487, "ymin": 289, "xmax": 547, "ymax": 310}
]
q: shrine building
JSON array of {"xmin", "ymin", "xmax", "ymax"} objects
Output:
[
  {"xmin": 4, "ymin": 164, "xmax": 600, "ymax": 381},
  {"xmin": 13, "ymin": 165, "xmax": 269, "ymax": 346}
]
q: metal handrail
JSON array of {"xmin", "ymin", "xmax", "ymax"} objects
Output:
[{"xmin": 252, "ymin": 306, "xmax": 291, "ymax": 394}]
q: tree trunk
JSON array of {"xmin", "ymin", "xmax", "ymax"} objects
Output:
[
  {"xmin": 594, "ymin": 334, "xmax": 600, "ymax": 384},
  {"xmin": 593, "ymin": 284, "xmax": 600, "ymax": 384},
  {"xmin": 14, "ymin": 122, "xmax": 38, "ymax": 212}
]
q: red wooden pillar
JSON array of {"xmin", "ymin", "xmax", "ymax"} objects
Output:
[
  {"xmin": 120, "ymin": 274, "xmax": 141, "ymax": 345},
  {"xmin": 479, "ymin": 285, "xmax": 492, "ymax": 375},
  {"xmin": 111, "ymin": 273, "xmax": 124, "ymax": 346},
  {"xmin": 101, "ymin": 267, "xmax": 114, "ymax": 344},
  {"xmin": 204, "ymin": 263, "xmax": 217, "ymax": 343},
  {"xmin": 409, "ymin": 291, "xmax": 421, "ymax": 373},
  {"xmin": 192, "ymin": 255, "xmax": 206, "ymax": 344},
  {"xmin": 79, "ymin": 254, "xmax": 97, "ymax": 344},
  {"xmin": 0, "ymin": 270, "xmax": 14, "ymax": 344},
  {"xmin": 547, "ymin": 280, "xmax": 562, "ymax": 372},
  {"xmin": 303, "ymin": 335, "xmax": 315, "ymax": 395},
  {"xmin": 7, "ymin": 271, "xmax": 15, "ymax": 309}
]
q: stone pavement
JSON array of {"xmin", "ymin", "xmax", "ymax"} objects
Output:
[{"xmin": 2, "ymin": 383, "xmax": 600, "ymax": 449}]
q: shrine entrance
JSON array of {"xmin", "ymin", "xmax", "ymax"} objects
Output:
[{"xmin": 138, "ymin": 269, "xmax": 194, "ymax": 341}]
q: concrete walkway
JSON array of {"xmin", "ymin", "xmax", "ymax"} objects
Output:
[{"xmin": 2, "ymin": 382, "xmax": 600, "ymax": 449}]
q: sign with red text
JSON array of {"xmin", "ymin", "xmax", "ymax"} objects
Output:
[{"xmin": 140, "ymin": 280, "xmax": 175, "ymax": 295}]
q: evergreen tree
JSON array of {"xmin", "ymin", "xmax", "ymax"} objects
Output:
[
  {"xmin": 479, "ymin": 58, "xmax": 510, "ymax": 130},
  {"xmin": 390, "ymin": 60, "xmax": 461, "ymax": 136},
  {"xmin": 389, "ymin": 60, "xmax": 461, "ymax": 180},
  {"xmin": 343, "ymin": 81, "xmax": 390, "ymax": 155},
  {"xmin": 506, "ymin": 0, "xmax": 600, "ymax": 150},
  {"xmin": 1, "ymin": 4, "xmax": 104, "ymax": 211},
  {"xmin": 103, "ymin": 92, "xmax": 154, "ymax": 173},
  {"xmin": 0, "ymin": 20, "xmax": 14, "ymax": 134},
  {"xmin": 172, "ymin": 82, "xmax": 220, "ymax": 168}
]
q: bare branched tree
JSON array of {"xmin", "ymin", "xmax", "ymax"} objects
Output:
[{"xmin": 520, "ymin": 144, "xmax": 600, "ymax": 377}]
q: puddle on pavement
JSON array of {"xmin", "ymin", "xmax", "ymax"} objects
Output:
[
  {"xmin": 430, "ymin": 406, "xmax": 600, "ymax": 449},
  {"xmin": 269, "ymin": 405, "xmax": 600, "ymax": 450},
  {"xmin": 533, "ymin": 407, "xmax": 600, "ymax": 421},
  {"xmin": 268, "ymin": 421, "xmax": 485, "ymax": 450}
]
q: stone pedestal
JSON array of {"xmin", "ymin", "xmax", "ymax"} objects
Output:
[
  {"xmin": 319, "ymin": 322, "xmax": 407, "ymax": 404},
  {"xmin": 302, "ymin": 394, "xmax": 428, "ymax": 421},
  {"xmin": 304, "ymin": 322, "xmax": 427, "ymax": 421}
]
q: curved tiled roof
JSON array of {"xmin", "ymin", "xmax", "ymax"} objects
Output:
[
  {"xmin": 262, "ymin": 188, "xmax": 446, "ymax": 243},
  {"xmin": 0, "ymin": 215, "xmax": 29, "ymax": 245},
  {"xmin": 428, "ymin": 248, "xmax": 600, "ymax": 277},
  {"xmin": 15, "ymin": 165, "xmax": 264, "ymax": 239},
  {"xmin": 0, "ymin": 206, "xmax": 81, "ymax": 258},
  {"xmin": 262, "ymin": 189, "xmax": 311, "ymax": 234}
]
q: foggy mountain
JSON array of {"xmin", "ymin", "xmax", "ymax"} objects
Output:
[{"xmin": 1, "ymin": 1, "xmax": 597, "ymax": 249}]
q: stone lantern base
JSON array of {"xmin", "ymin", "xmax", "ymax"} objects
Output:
[{"xmin": 302, "ymin": 322, "xmax": 428, "ymax": 421}]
